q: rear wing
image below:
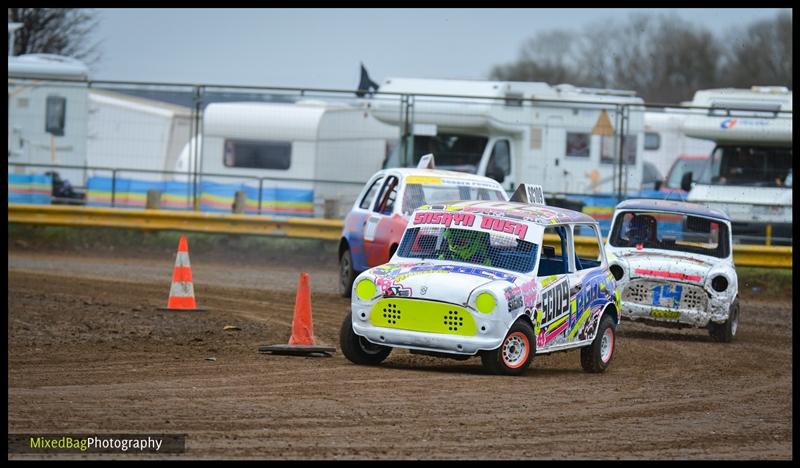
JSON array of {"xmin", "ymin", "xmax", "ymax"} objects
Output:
[
  {"xmin": 509, "ymin": 184, "xmax": 545, "ymax": 205},
  {"xmin": 417, "ymin": 153, "xmax": 435, "ymax": 169}
]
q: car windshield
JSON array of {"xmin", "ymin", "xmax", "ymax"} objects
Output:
[
  {"xmin": 699, "ymin": 145, "xmax": 792, "ymax": 187},
  {"xmin": 384, "ymin": 133, "xmax": 488, "ymax": 173},
  {"xmin": 666, "ymin": 158, "xmax": 708, "ymax": 189},
  {"xmin": 396, "ymin": 226, "xmax": 538, "ymax": 273},
  {"xmin": 609, "ymin": 210, "xmax": 730, "ymax": 258},
  {"xmin": 401, "ymin": 184, "xmax": 506, "ymax": 215}
]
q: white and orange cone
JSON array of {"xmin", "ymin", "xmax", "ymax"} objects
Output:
[{"xmin": 160, "ymin": 235, "xmax": 206, "ymax": 312}]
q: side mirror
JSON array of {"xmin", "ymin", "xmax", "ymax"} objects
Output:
[
  {"xmin": 680, "ymin": 171, "xmax": 693, "ymax": 192},
  {"xmin": 486, "ymin": 168, "xmax": 505, "ymax": 184},
  {"xmin": 654, "ymin": 180, "xmax": 663, "ymax": 191}
]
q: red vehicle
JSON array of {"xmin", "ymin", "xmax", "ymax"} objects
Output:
[{"xmin": 660, "ymin": 154, "xmax": 710, "ymax": 196}]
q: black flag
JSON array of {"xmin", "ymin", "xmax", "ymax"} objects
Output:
[{"xmin": 356, "ymin": 63, "xmax": 379, "ymax": 98}]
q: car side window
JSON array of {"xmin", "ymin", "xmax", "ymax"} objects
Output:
[
  {"xmin": 359, "ymin": 176, "xmax": 384, "ymax": 210},
  {"xmin": 573, "ymin": 224, "xmax": 603, "ymax": 271},
  {"xmin": 374, "ymin": 176, "xmax": 400, "ymax": 215},
  {"xmin": 537, "ymin": 225, "xmax": 569, "ymax": 277}
]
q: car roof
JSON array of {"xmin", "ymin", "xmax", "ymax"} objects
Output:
[
  {"xmin": 427, "ymin": 200, "xmax": 597, "ymax": 225},
  {"xmin": 615, "ymin": 199, "xmax": 731, "ymax": 221},
  {"xmin": 378, "ymin": 168, "xmax": 506, "ymax": 187}
]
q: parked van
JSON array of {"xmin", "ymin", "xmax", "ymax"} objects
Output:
[
  {"xmin": 368, "ymin": 78, "xmax": 646, "ymax": 197},
  {"xmin": 681, "ymin": 86, "xmax": 792, "ymax": 245}
]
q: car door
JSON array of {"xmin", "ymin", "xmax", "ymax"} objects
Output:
[
  {"xmin": 567, "ymin": 223, "xmax": 611, "ymax": 344},
  {"xmin": 535, "ymin": 224, "xmax": 572, "ymax": 351},
  {"xmin": 346, "ymin": 174, "xmax": 385, "ymax": 272},
  {"xmin": 363, "ymin": 174, "xmax": 401, "ymax": 267}
]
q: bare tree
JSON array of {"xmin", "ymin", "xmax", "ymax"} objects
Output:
[
  {"xmin": 8, "ymin": 8, "xmax": 102, "ymax": 66},
  {"xmin": 490, "ymin": 30, "xmax": 588, "ymax": 86},
  {"xmin": 486, "ymin": 12, "xmax": 782, "ymax": 104},
  {"xmin": 721, "ymin": 10, "xmax": 792, "ymax": 89}
]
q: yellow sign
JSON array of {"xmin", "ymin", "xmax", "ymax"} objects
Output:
[
  {"xmin": 592, "ymin": 110, "xmax": 615, "ymax": 136},
  {"xmin": 406, "ymin": 176, "xmax": 442, "ymax": 185}
]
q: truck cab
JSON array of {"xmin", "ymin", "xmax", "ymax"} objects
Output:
[{"xmin": 681, "ymin": 86, "xmax": 792, "ymax": 245}]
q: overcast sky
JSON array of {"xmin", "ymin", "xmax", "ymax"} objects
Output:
[{"xmin": 90, "ymin": 8, "xmax": 790, "ymax": 89}]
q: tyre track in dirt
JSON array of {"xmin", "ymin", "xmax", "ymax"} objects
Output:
[{"xmin": 8, "ymin": 249, "xmax": 793, "ymax": 459}]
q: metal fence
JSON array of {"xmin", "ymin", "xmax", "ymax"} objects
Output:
[{"xmin": 7, "ymin": 76, "xmax": 793, "ymax": 245}]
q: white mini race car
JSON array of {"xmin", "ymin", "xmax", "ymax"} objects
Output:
[
  {"xmin": 340, "ymin": 184, "xmax": 621, "ymax": 375},
  {"xmin": 604, "ymin": 199, "xmax": 739, "ymax": 342}
]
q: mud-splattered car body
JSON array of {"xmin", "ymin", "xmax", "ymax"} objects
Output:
[
  {"xmin": 342, "ymin": 186, "xmax": 621, "ymax": 374},
  {"xmin": 604, "ymin": 199, "xmax": 739, "ymax": 342}
]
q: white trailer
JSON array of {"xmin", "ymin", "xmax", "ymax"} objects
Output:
[
  {"xmin": 368, "ymin": 78, "xmax": 646, "ymax": 196},
  {"xmin": 175, "ymin": 99, "xmax": 399, "ymax": 216},
  {"xmin": 8, "ymin": 53, "xmax": 89, "ymax": 186},
  {"xmin": 681, "ymin": 86, "xmax": 792, "ymax": 245},
  {"xmin": 87, "ymin": 89, "xmax": 192, "ymax": 181},
  {"xmin": 643, "ymin": 110, "xmax": 715, "ymax": 177}
]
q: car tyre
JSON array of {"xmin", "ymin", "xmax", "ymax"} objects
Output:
[
  {"xmin": 339, "ymin": 248, "xmax": 356, "ymax": 298},
  {"xmin": 340, "ymin": 312, "xmax": 391, "ymax": 365},
  {"xmin": 581, "ymin": 314, "xmax": 616, "ymax": 373},
  {"xmin": 708, "ymin": 299, "xmax": 739, "ymax": 343},
  {"xmin": 481, "ymin": 320, "xmax": 535, "ymax": 376}
]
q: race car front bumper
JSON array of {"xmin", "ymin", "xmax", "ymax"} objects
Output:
[{"xmin": 351, "ymin": 297, "xmax": 507, "ymax": 356}]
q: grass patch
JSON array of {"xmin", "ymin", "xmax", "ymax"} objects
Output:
[
  {"xmin": 737, "ymin": 267, "xmax": 793, "ymax": 299},
  {"xmin": 8, "ymin": 224, "xmax": 338, "ymax": 260}
]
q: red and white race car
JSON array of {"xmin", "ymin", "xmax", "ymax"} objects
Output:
[{"xmin": 337, "ymin": 155, "xmax": 508, "ymax": 296}]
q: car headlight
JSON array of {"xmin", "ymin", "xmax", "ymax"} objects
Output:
[
  {"xmin": 355, "ymin": 279, "xmax": 377, "ymax": 301},
  {"xmin": 475, "ymin": 292, "xmax": 497, "ymax": 314},
  {"xmin": 711, "ymin": 275, "xmax": 729, "ymax": 293}
]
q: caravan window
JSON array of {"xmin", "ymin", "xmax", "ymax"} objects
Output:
[
  {"xmin": 223, "ymin": 140, "xmax": 291, "ymax": 170},
  {"xmin": 644, "ymin": 132, "xmax": 661, "ymax": 150},
  {"xmin": 566, "ymin": 132, "xmax": 590, "ymax": 157},
  {"xmin": 45, "ymin": 95, "xmax": 66, "ymax": 136}
]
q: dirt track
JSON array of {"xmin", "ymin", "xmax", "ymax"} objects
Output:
[{"xmin": 7, "ymin": 246, "xmax": 793, "ymax": 459}]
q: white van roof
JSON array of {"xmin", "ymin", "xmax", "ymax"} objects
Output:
[{"xmin": 8, "ymin": 53, "xmax": 89, "ymax": 80}]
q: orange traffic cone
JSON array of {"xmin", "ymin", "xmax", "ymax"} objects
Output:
[
  {"xmin": 258, "ymin": 272, "xmax": 335, "ymax": 356},
  {"xmin": 289, "ymin": 273, "xmax": 316, "ymax": 345},
  {"xmin": 159, "ymin": 235, "xmax": 207, "ymax": 312}
]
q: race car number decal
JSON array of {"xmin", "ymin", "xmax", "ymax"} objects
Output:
[
  {"xmin": 541, "ymin": 278, "xmax": 570, "ymax": 326},
  {"xmin": 652, "ymin": 284, "xmax": 683, "ymax": 309}
]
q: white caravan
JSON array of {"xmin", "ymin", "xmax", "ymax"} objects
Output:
[
  {"xmin": 175, "ymin": 99, "xmax": 399, "ymax": 217},
  {"xmin": 87, "ymin": 89, "xmax": 192, "ymax": 181},
  {"xmin": 681, "ymin": 86, "xmax": 792, "ymax": 245},
  {"xmin": 8, "ymin": 53, "xmax": 89, "ymax": 186},
  {"xmin": 368, "ymin": 78, "xmax": 646, "ymax": 196},
  {"xmin": 643, "ymin": 110, "xmax": 715, "ymax": 178}
]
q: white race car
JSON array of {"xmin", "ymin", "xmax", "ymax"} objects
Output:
[
  {"xmin": 340, "ymin": 184, "xmax": 621, "ymax": 375},
  {"xmin": 604, "ymin": 199, "xmax": 739, "ymax": 342}
]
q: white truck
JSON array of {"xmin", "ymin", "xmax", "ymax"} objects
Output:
[
  {"xmin": 174, "ymin": 99, "xmax": 399, "ymax": 217},
  {"xmin": 367, "ymin": 78, "xmax": 646, "ymax": 197},
  {"xmin": 680, "ymin": 86, "xmax": 792, "ymax": 245}
]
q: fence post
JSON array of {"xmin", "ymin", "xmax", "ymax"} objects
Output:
[
  {"xmin": 324, "ymin": 199, "xmax": 340, "ymax": 219},
  {"xmin": 111, "ymin": 169, "xmax": 117, "ymax": 208},
  {"xmin": 146, "ymin": 189, "xmax": 161, "ymax": 209},
  {"xmin": 232, "ymin": 190, "xmax": 246, "ymax": 214},
  {"xmin": 257, "ymin": 179, "xmax": 264, "ymax": 215}
]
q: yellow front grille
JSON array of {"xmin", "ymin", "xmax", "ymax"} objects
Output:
[{"xmin": 370, "ymin": 298, "xmax": 478, "ymax": 336}]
